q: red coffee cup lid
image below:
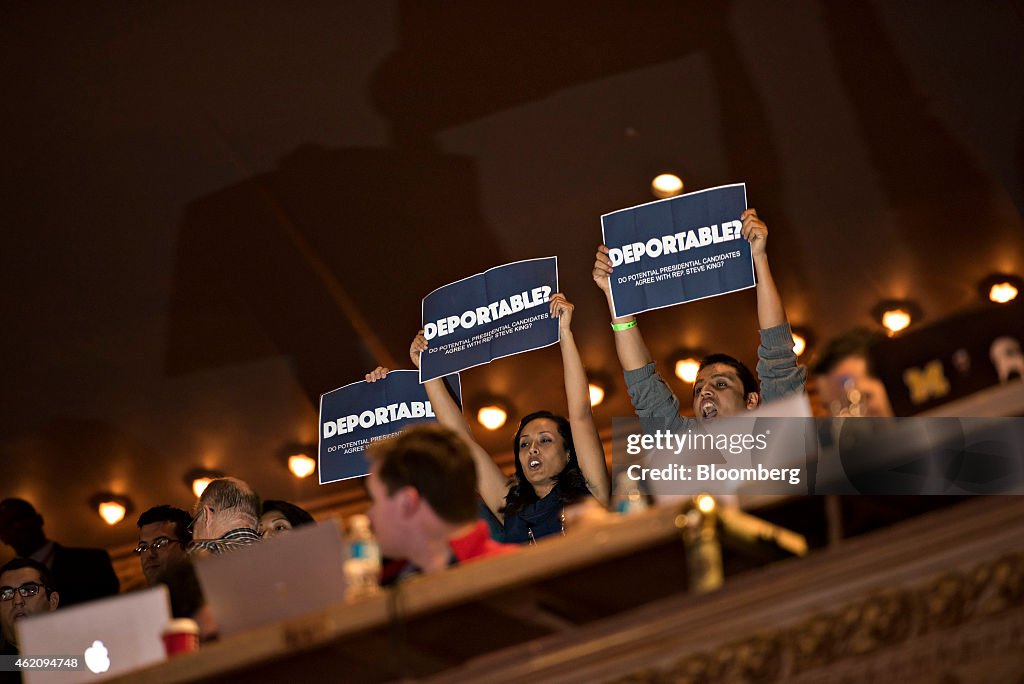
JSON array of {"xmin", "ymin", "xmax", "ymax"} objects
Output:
[{"xmin": 163, "ymin": 618, "xmax": 200, "ymax": 636}]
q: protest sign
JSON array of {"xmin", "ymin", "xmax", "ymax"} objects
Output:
[
  {"xmin": 318, "ymin": 370, "xmax": 462, "ymax": 484},
  {"xmin": 419, "ymin": 257, "xmax": 559, "ymax": 383},
  {"xmin": 601, "ymin": 183, "xmax": 754, "ymax": 318}
]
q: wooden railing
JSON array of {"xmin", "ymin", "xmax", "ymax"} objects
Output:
[{"xmin": 108, "ymin": 495, "xmax": 1024, "ymax": 683}]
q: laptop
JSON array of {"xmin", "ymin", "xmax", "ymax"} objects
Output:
[
  {"xmin": 194, "ymin": 520, "xmax": 347, "ymax": 638},
  {"xmin": 17, "ymin": 584, "xmax": 171, "ymax": 683}
]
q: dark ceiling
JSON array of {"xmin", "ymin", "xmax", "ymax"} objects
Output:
[{"xmin": 2, "ymin": 2, "xmax": 1023, "ymax": 554}]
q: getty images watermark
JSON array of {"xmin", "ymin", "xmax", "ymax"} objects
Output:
[
  {"xmin": 624, "ymin": 428, "xmax": 801, "ymax": 486},
  {"xmin": 612, "ymin": 417, "xmax": 1024, "ymax": 497}
]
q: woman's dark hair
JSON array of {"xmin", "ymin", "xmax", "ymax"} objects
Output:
[
  {"xmin": 502, "ymin": 410, "xmax": 590, "ymax": 517},
  {"xmin": 261, "ymin": 500, "xmax": 315, "ymax": 528}
]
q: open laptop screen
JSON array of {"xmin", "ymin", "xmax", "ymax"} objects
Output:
[{"xmin": 16, "ymin": 584, "xmax": 170, "ymax": 683}]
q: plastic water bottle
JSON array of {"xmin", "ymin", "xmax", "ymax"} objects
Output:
[
  {"xmin": 613, "ymin": 471, "xmax": 649, "ymax": 515},
  {"xmin": 344, "ymin": 514, "xmax": 381, "ymax": 600}
]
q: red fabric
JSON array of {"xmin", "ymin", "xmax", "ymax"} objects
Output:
[
  {"xmin": 448, "ymin": 520, "xmax": 518, "ymax": 564},
  {"xmin": 380, "ymin": 520, "xmax": 517, "ymax": 585}
]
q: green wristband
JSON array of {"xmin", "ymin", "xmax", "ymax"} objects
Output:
[{"xmin": 611, "ymin": 320, "xmax": 637, "ymax": 331}]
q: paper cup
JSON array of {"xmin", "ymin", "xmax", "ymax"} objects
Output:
[{"xmin": 162, "ymin": 618, "xmax": 200, "ymax": 656}]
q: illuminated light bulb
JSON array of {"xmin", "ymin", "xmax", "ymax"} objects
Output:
[
  {"xmin": 588, "ymin": 383, "xmax": 605, "ymax": 407},
  {"xmin": 881, "ymin": 308, "xmax": 912, "ymax": 335},
  {"xmin": 192, "ymin": 477, "xmax": 214, "ymax": 499},
  {"xmin": 477, "ymin": 405, "xmax": 508, "ymax": 430},
  {"xmin": 675, "ymin": 358, "xmax": 701, "ymax": 384},
  {"xmin": 288, "ymin": 454, "xmax": 316, "ymax": 479},
  {"xmin": 696, "ymin": 494, "xmax": 716, "ymax": 514},
  {"xmin": 651, "ymin": 173, "xmax": 684, "ymax": 199},
  {"xmin": 98, "ymin": 501, "xmax": 126, "ymax": 525},
  {"xmin": 989, "ymin": 282, "xmax": 1018, "ymax": 304},
  {"xmin": 792, "ymin": 332, "xmax": 807, "ymax": 357}
]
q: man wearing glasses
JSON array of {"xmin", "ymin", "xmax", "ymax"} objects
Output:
[
  {"xmin": 135, "ymin": 506, "xmax": 192, "ymax": 586},
  {"xmin": 0, "ymin": 558, "xmax": 59, "ymax": 656},
  {"xmin": 187, "ymin": 478, "xmax": 261, "ymax": 556}
]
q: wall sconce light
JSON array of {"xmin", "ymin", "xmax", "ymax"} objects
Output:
[
  {"xmin": 586, "ymin": 372, "xmax": 612, "ymax": 408},
  {"xmin": 979, "ymin": 273, "xmax": 1021, "ymax": 304},
  {"xmin": 672, "ymin": 349, "xmax": 705, "ymax": 384},
  {"xmin": 790, "ymin": 327, "xmax": 814, "ymax": 358},
  {"xmin": 651, "ymin": 173, "xmax": 684, "ymax": 199},
  {"xmin": 278, "ymin": 443, "xmax": 317, "ymax": 479},
  {"xmin": 474, "ymin": 394, "xmax": 514, "ymax": 431},
  {"xmin": 477, "ymin": 404, "xmax": 510, "ymax": 430},
  {"xmin": 288, "ymin": 453, "xmax": 316, "ymax": 479},
  {"xmin": 184, "ymin": 468, "xmax": 225, "ymax": 498},
  {"xmin": 90, "ymin": 493, "xmax": 132, "ymax": 526},
  {"xmin": 473, "ymin": 392, "xmax": 514, "ymax": 430},
  {"xmin": 872, "ymin": 300, "xmax": 921, "ymax": 336}
]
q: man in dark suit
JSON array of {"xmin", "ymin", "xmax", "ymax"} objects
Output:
[{"xmin": 0, "ymin": 499, "xmax": 119, "ymax": 607}]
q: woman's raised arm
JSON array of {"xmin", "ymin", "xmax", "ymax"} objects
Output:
[{"xmin": 550, "ymin": 294, "xmax": 610, "ymax": 506}]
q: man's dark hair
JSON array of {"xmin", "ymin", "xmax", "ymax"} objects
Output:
[
  {"xmin": 368, "ymin": 424, "xmax": 478, "ymax": 525},
  {"xmin": 0, "ymin": 498, "xmax": 42, "ymax": 527},
  {"xmin": 697, "ymin": 353, "xmax": 759, "ymax": 398},
  {"xmin": 812, "ymin": 328, "xmax": 883, "ymax": 376},
  {"xmin": 137, "ymin": 505, "xmax": 193, "ymax": 544},
  {"xmin": 0, "ymin": 558, "xmax": 55, "ymax": 598},
  {"xmin": 198, "ymin": 478, "xmax": 260, "ymax": 523}
]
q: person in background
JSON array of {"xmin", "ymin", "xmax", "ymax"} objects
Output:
[
  {"xmin": 156, "ymin": 559, "xmax": 218, "ymax": 643},
  {"xmin": 187, "ymin": 477, "xmax": 261, "ymax": 556},
  {"xmin": 135, "ymin": 505, "xmax": 192, "ymax": 586},
  {"xmin": 0, "ymin": 499, "xmax": 119, "ymax": 607},
  {"xmin": 259, "ymin": 500, "xmax": 315, "ymax": 538},
  {"xmin": 0, "ymin": 558, "xmax": 59, "ymax": 656},
  {"xmin": 811, "ymin": 327, "xmax": 894, "ymax": 417},
  {"xmin": 366, "ymin": 424, "xmax": 517, "ymax": 584}
]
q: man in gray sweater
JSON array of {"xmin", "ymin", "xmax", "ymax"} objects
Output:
[{"xmin": 593, "ymin": 208, "xmax": 806, "ymax": 430}]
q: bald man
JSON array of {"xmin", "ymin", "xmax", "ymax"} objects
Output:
[{"xmin": 187, "ymin": 478, "xmax": 261, "ymax": 556}]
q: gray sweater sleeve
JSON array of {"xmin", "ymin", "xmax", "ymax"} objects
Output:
[
  {"xmin": 623, "ymin": 363, "xmax": 695, "ymax": 432},
  {"xmin": 756, "ymin": 323, "xmax": 807, "ymax": 403}
]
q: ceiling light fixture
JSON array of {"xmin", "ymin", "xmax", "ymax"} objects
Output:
[
  {"xmin": 477, "ymin": 405, "xmax": 509, "ymax": 430},
  {"xmin": 651, "ymin": 173, "xmax": 684, "ymax": 199},
  {"xmin": 183, "ymin": 468, "xmax": 225, "ymax": 499},
  {"xmin": 288, "ymin": 453, "xmax": 316, "ymax": 479},
  {"xmin": 588, "ymin": 382, "xmax": 605, "ymax": 407},
  {"xmin": 278, "ymin": 443, "xmax": 317, "ymax": 479},
  {"xmin": 882, "ymin": 309, "xmax": 911, "ymax": 334},
  {"xmin": 675, "ymin": 358, "xmax": 700, "ymax": 383},
  {"xmin": 791, "ymin": 333, "xmax": 807, "ymax": 357},
  {"xmin": 672, "ymin": 349, "xmax": 705, "ymax": 384},
  {"xmin": 90, "ymin": 493, "xmax": 132, "ymax": 526},
  {"xmin": 872, "ymin": 300, "xmax": 921, "ymax": 337},
  {"xmin": 979, "ymin": 273, "xmax": 1022, "ymax": 304},
  {"xmin": 477, "ymin": 401, "xmax": 512, "ymax": 432},
  {"xmin": 790, "ymin": 327, "xmax": 814, "ymax": 357}
]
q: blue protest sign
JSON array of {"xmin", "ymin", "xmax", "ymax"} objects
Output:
[
  {"xmin": 601, "ymin": 183, "xmax": 754, "ymax": 318},
  {"xmin": 419, "ymin": 257, "xmax": 560, "ymax": 383},
  {"xmin": 318, "ymin": 370, "xmax": 462, "ymax": 484}
]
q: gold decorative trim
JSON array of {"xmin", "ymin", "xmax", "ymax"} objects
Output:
[{"xmin": 623, "ymin": 552, "xmax": 1024, "ymax": 683}]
